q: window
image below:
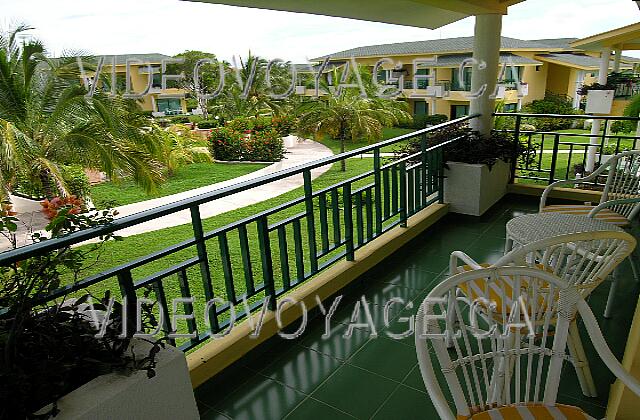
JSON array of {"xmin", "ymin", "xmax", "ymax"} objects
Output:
[
  {"xmin": 450, "ymin": 104, "xmax": 469, "ymax": 119},
  {"xmin": 156, "ymin": 98, "xmax": 182, "ymax": 113},
  {"xmin": 415, "ymin": 68, "xmax": 429, "ymax": 89},
  {"xmin": 451, "ymin": 67, "xmax": 472, "ymax": 91},
  {"xmin": 414, "ymin": 101, "xmax": 428, "ymax": 116},
  {"xmin": 503, "ymin": 103, "xmax": 518, "ymax": 112}
]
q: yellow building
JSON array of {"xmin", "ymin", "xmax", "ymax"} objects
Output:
[
  {"xmin": 305, "ymin": 37, "xmax": 638, "ymax": 119},
  {"xmin": 98, "ymin": 53, "xmax": 188, "ymax": 115}
]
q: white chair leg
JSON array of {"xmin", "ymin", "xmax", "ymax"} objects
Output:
[
  {"xmin": 604, "ymin": 273, "xmax": 620, "ymax": 319},
  {"xmin": 568, "ymin": 321, "xmax": 598, "ymax": 397}
]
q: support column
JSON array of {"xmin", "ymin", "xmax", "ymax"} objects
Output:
[
  {"xmin": 468, "ymin": 14, "xmax": 502, "ymax": 137},
  {"xmin": 586, "ymin": 47, "xmax": 612, "ymax": 172},
  {"xmin": 613, "ymin": 47, "xmax": 622, "ymax": 72}
]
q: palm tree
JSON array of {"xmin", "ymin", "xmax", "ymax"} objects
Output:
[
  {"xmin": 0, "ymin": 25, "xmax": 165, "ymax": 201},
  {"xmin": 297, "ymin": 66, "xmax": 412, "ymax": 171},
  {"xmin": 211, "ymin": 52, "xmax": 294, "ymax": 119}
]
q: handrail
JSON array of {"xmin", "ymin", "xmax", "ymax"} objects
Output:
[
  {"xmin": 493, "ymin": 112, "xmax": 640, "ymax": 121},
  {"xmin": 0, "ymin": 114, "xmax": 479, "ymax": 265}
]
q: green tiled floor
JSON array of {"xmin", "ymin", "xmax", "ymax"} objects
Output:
[{"xmin": 195, "ymin": 195, "xmax": 640, "ymax": 419}]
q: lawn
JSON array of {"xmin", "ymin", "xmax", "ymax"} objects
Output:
[
  {"xmin": 75, "ymin": 157, "xmax": 392, "ymax": 346},
  {"xmin": 90, "ymin": 162, "xmax": 268, "ymax": 208},
  {"xmin": 315, "ymin": 126, "xmax": 415, "ymax": 155}
]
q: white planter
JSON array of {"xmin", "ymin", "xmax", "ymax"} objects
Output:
[
  {"xmin": 585, "ymin": 89, "xmax": 614, "ymax": 114},
  {"xmin": 37, "ymin": 340, "xmax": 199, "ymax": 420},
  {"xmin": 444, "ymin": 159, "xmax": 511, "ymax": 216},
  {"xmin": 295, "ymin": 85, "xmax": 306, "ymax": 95}
]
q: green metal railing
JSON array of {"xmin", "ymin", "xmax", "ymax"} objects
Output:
[
  {"xmin": 0, "ymin": 114, "xmax": 478, "ymax": 351},
  {"xmin": 494, "ymin": 113, "xmax": 640, "ymax": 185}
]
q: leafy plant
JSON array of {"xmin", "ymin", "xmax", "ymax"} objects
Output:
[
  {"xmin": 576, "ymin": 82, "xmax": 615, "ymax": 96},
  {"xmin": 520, "ymin": 92, "xmax": 579, "ymax": 131},
  {"xmin": 0, "ymin": 207, "xmax": 163, "ymax": 419},
  {"xmin": 413, "ymin": 114, "xmax": 448, "ymax": 129},
  {"xmin": 395, "ymin": 123, "xmax": 536, "ymax": 170},
  {"xmin": 0, "ymin": 25, "xmax": 165, "ymax": 202}
]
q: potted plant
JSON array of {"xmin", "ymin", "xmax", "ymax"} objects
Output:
[
  {"xmin": 577, "ymin": 82, "xmax": 615, "ymax": 114},
  {"xmin": 0, "ymin": 203, "xmax": 199, "ymax": 419},
  {"xmin": 396, "ymin": 124, "xmax": 535, "ymax": 216}
]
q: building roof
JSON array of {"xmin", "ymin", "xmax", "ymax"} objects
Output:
[
  {"xmin": 430, "ymin": 53, "xmax": 541, "ymax": 67},
  {"xmin": 314, "ymin": 36, "xmax": 571, "ymax": 60},
  {"xmin": 571, "ymin": 22, "xmax": 640, "ymax": 51},
  {"xmin": 99, "ymin": 53, "xmax": 173, "ymax": 65},
  {"xmin": 526, "ymin": 38, "xmax": 577, "ymax": 50},
  {"xmin": 535, "ymin": 52, "xmax": 635, "ymax": 69}
]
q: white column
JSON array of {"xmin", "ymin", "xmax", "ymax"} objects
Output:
[
  {"xmin": 586, "ymin": 47, "xmax": 612, "ymax": 172},
  {"xmin": 613, "ymin": 48, "xmax": 622, "ymax": 72},
  {"xmin": 468, "ymin": 14, "xmax": 503, "ymax": 136}
]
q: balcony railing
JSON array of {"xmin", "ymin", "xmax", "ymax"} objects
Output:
[
  {"xmin": 613, "ymin": 81, "xmax": 640, "ymax": 98},
  {"xmin": 0, "ymin": 115, "xmax": 478, "ymax": 352},
  {"xmin": 494, "ymin": 112, "xmax": 640, "ymax": 185}
]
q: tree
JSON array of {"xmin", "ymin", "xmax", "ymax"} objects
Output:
[
  {"xmin": 211, "ymin": 52, "xmax": 295, "ymax": 120},
  {"xmin": 0, "ymin": 25, "xmax": 165, "ymax": 201},
  {"xmin": 169, "ymin": 50, "xmax": 222, "ymax": 119},
  {"xmin": 297, "ymin": 66, "xmax": 411, "ymax": 171}
]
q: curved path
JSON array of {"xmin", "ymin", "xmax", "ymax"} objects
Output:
[{"xmin": 109, "ymin": 136, "xmax": 333, "ymax": 237}]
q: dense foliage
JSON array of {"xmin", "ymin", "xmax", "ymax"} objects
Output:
[
  {"xmin": 0, "ymin": 25, "xmax": 166, "ymax": 202},
  {"xmin": 0, "ymin": 207, "xmax": 162, "ymax": 419},
  {"xmin": 520, "ymin": 92, "xmax": 579, "ymax": 131},
  {"xmin": 208, "ymin": 116, "xmax": 287, "ymax": 161},
  {"xmin": 297, "ymin": 66, "xmax": 412, "ymax": 171},
  {"xmin": 396, "ymin": 123, "xmax": 536, "ymax": 170},
  {"xmin": 398, "ymin": 113, "xmax": 448, "ymax": 129}
]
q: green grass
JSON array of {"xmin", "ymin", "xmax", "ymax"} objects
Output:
[
  {"xmin": 74, "ymin": 158, "xmax": 390, "ymax": 346},
  {"xmin": 315, "ymin": 127, "xmax": 415, "ymax": 155},
  {"xmin": 518, "ymin": 128, "xmax": 638, "ymax": 185},
  {"xmin": 90, "ymin": 162, "xmax": 268, "ymax": 208}
]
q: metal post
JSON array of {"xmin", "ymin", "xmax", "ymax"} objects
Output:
[{"xmin": 190, "ymin": 205, "xmax": 219, "ymax": 332}]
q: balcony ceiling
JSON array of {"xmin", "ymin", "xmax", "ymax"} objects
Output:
[
  {"xmin": 571, "ymin": 22, "xmax": 640, "ymax": 51},
  {"xmin": 183, "ymin": 0, "xmax": 525, "ymax": 28}
]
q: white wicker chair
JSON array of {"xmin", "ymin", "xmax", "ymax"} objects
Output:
[
  {"xmin": 415, "ymin": 266, "xmax": 640, "ymax": 420},
  {"xmin": 449, "ymin": 231, "xmax": 636, "ymax": 398},
  {"xmin": 539, "ymin": 150, "xmax": 640, "ymax": 281}
]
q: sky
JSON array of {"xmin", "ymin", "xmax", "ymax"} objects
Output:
[{"xmin": 2, "ymin": 0, "xmax": 640, "ymax": 62}]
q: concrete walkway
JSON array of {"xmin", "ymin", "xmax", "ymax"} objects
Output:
[{"xmin": 107, "ymin": 136, "xmax": 333, "ymax": 237}]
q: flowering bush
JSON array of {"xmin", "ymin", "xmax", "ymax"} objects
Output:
[
  {"xmin": 225, "ymin": 117, "xmax": 253, "ymax": 132},
  {"xmin": 271, "ymin": 115, "xmax": 296, "ymax": 136},
  {"xmin": 209, "ymin": 127, "xmax": 244, "ymax": 161},
  {"xmin": 244, "ymin": 129, "xmax": 286, "ymax": 162},
  {"xmin": 208, "ymin": 126, "xmax": 285, "ymax": 162},
  {"xmin": 40, "ymin": 196, "xmax": 84, "ymax": 220}
]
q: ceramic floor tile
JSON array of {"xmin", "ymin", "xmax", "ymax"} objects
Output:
[
  {"xmin": 213, "ymin": 374, "xmax": 306, "ymax": 420},
  {"xmin": 347, "ymin": 336, "xmax": 418, "ymax": 381},
  {"xmin": 371, "ymin": 384, "xmax": 440, "ymax": 419},
  {"xmin": 284, "ymin": 397, "xmax": 355, "ymax": 419},
  {"xmin": 311, "ymin": 364, "xmax": 397, "ymax": 418}
]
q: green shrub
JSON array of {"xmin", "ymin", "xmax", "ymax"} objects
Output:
[
  {"xmin": 208, "ymin": 127, "xmax": 285, "ymax": 162},
  {"xmin": 208, "ymin": 127, "xmax": 243, "ymax": 161},
  {"xmin": 167, "ymin": 115, "xmax": 190, "ymax": 124},
  {"xmin": 271, "ymin": 115, "xmax": 296, "ymax": 136},
  {"xmin": 520, "ymin": 92, "xmax": 578, "ymax": 131},
  {"xmin": 414, "ymin": 114, "xmax": 448, "ymax": 129},
  {"xmin": 225, "ymin": 117, "xmax": 253, "ymax": 132},
  {"xmin": 252, "ymin": 116, "xmax": 273, "ymax": 132},
  {"xmin": 197, "ymin": 119, "xmax": 221, "ymax": 129},
  {"xmin": 244, "ymin": 129, "xmax": 286, "ymax": 161},
  {"xmin": 61, "ymin": 165, "xmax": 91, "ymax": 198},
  {"xmin": 188, "ymin": 115, "xmax": 204, "ymax": 124}
]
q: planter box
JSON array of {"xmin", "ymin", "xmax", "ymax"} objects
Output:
[
  {"xmin": 585, "ymin": 89, "xmax": 614, "ymax": 114},
  {"xmin": 37, "ymin": 340, "xmax": 198, "ymax": 420},
  {"xmin": 444, "ymin": 159, "xmax": 511, "ymax": 216}
]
